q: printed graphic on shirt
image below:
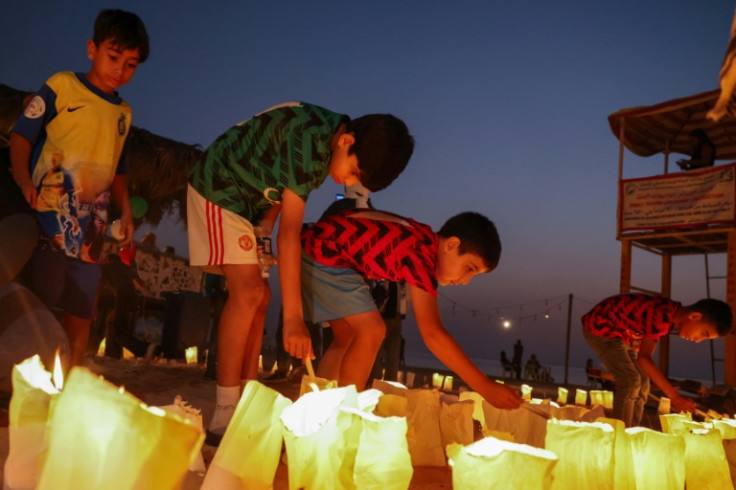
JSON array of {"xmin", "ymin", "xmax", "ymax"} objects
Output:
[
  {"xmin": 302, "ymin": 209, "xmax": 439, "ymax": 295},
  {"xmin": 12, "ymin": 71, "xmax": 131, "ymax": 263},
  {"xmin": 582, "ymin": 293, "xmax": 680, "ymax": 343}
]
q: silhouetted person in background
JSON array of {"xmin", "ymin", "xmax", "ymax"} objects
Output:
[
  {"xmin": 676, "ymin": 129, "xmax": 715, "ymax": 170},
  {"xmin": 512, "ymin": 339, "xmax": 524, "ymax": 379}
]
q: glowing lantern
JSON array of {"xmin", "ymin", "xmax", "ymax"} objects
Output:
[
  {"xmin": 202, "ymin": 381, "xmax": 291, "ymax": 489},
  {"xmin": 406, "ymin": 389, "xmax": 445, "ymax": 466},
  {"xmin": 544, "ymin": 420, "xmax": 615, "ymax": 489},
  {"xmin": 4, "ymin": 355, "xmax": 61, "ymax": 489},
  {"xmin": 557, "ymin": 387, "xmax": 568, "ymax": 405},
  {"xmin": 575, "ymin": 389, "xmax": 587, "ymax": 406},
  {"xmin": 596, "ymin": 417, "xmax": 636, "ymax": 490},
  {"xmin": 589, "ymin": 390, "xmax": 603, "ymax": 406},
  {"xmin": 280, "ymin": 385, "xmax": 361, "ymax": 488},
  {"xmin": 439, "ymin": 397, "xmax": 475, "ymax": 448},
  {"xmin": 682, "ymin": 428, "xmax": 732, "ymax": 490},
  {"xmin": 432, "ymin": 372, "xmax": 444, "ymax": 389},
  {"xmin": 657, "ymin": 396, "xmax": 671, "ymax": 415},
  {"xmin": 627, "ymin": 427, "xmax": 686, "ymax": 489},
  {"xmin": 602, "ymin": 390, "xmax": 613, "ymax": 410},
  {"xmin": 405, "ymin": 371, "xmax": 415, "ymax": 388},
  {"xmin": 442, "ymin": 375, "xmax": 454, "ymax": 391},
  {"xmin": 459, "ymin": 391, "xmax": 488, "ymax": 430},
  {"xmin": 521, "ymin": 384, "xmax": 533, "ymax": 401},
  {"xmin": 347, "ymin": 403, "xmax": 414, "ymax": 489},
  {"xmin": 659, "ymin": 413, "xmax": 693, "ymax": 435},
  {"xmin": 185, "ymin": 346, "xmax": 198, "ymax": 366},
  {"xmin": 37, "ymin": 367, "xmax": 203, "ymax": 489},
  {"xmin": 299, "ymin": 358, "xmax": 337, "ymax": 397},
  {"xmin": 446, "ymin": 436, "xmax": 558, "ymax": 489}
]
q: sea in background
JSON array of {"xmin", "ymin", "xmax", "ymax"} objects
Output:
[{"xmin": 404, "ymin": 350, "xmax": 590, "ymax": 387}]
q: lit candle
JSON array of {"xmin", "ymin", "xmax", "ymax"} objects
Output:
[
  {"xmin": 575, "ymin": 388, "xmax": 587, "ymax": 406},
  {"xmin": 5, "ymin": 355, "xmax": 61, "ymax": 489},
  {"xmin": 590, "ymin": 390, "xmax": 603, "ymax": 406},
  {"xmin": 602, "ymin": 391, "xmax": 613, "ymax": 410},
  {"xmin": 37, "ymin": 367, "xmax": 204, "ymax": 489},
  {"xmin": 96, "ymin": 338, "xmax": 106, "ymax": 357},
  {"xmin": 557, "ymin": 387, "xmax": 568, "ymax": 405},
  {"xmin": 185, "ymin": 346, "xmax": 198, "ymax": 366},
  {"xmin": 521, "ymin": 384, "xmax": 533, "ymax": 401}
]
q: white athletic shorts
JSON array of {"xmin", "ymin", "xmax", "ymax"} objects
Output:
[{"xmin": 187, "ymin": 184, "xmax": 259, "ymax": 271}]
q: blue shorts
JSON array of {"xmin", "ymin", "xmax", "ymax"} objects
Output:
[
  {"xmin": 300, "ymin": 252, "xmax": 377, "ymax": 323},
  {"xmin": 25, "ymin": 240, "xmax": 102, "ymax": 319}
]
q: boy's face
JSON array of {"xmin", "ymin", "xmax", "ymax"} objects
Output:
[
  {"xmin": 677, "ymin": 313, "xmax": 719, "ymax": 343},
  {"xmin": 436, "ymin": 237, "xmax": 490, "ymax": 286},
  {"xmin": 86, "ymin": 39, "xmax": 141, "ymax": 94},
  {"xmin": 329, "ymin": 132, "xmax": 361, "ymax": 188}
]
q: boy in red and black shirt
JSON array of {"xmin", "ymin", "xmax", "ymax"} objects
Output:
[
  {"xmin": 301, "ymin": 209, "xmax": 522, "ymax": 410},
  {"xmin": 583, "ymin": 293, "xmax": 732, "ymax": 426}
]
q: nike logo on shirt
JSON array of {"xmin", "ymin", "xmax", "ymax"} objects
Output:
[{"xmin": 67, "ymin": 105, "xmax": 84, "ymax": 112}]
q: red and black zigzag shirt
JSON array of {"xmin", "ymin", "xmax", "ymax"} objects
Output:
[
  {"xmin": 301, "ymin": 209, "xmax": 439, "ymax": 296},
  {"xmin": 582, "ymin": 293, "xmax": 681, "ymax": 344}
]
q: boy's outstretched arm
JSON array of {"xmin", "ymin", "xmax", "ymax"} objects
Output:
[
  {"xmin": 278, "ymin": 188, "xmax": 313, "ymax": 360},
  {"xmin": 9, "ymin": 132, "xmax": 37, "ymax": 208},
  {"xmin": 637, "ymin": 337, "xmax": 696, "ymax": 413},
  {"xmin": 410, "ymin": 285, "xmax": 522, "ymax": 410}
]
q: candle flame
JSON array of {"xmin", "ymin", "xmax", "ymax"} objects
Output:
[
  {"xmin": 97, "ymin": 337, "xmax": 106, "ymax": 357},
  {"xmin": 53, "ymin": 349, "xmax": 64, "ymax": 390},
  {"xmin": 185, "ymin": 346, "xmax": 198, "ymax": 365}
]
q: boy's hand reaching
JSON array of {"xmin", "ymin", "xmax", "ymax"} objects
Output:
[
  {"xmin": 283, "ymin": 318, "xmax": 313, "ymax": 360},
  {"xmin": 479, "ymin": 379, "xmax": 523, "ymax": 410},
  {"xmin": 671, "ymin": 393, "xmax": 696, "ymax": 414}
]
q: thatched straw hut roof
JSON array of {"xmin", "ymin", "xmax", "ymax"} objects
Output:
[{"xmin": 0, "ymin": 83, "xmax": 202, "ymax": 225}]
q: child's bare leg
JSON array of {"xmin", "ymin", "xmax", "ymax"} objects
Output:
[
  {"xmin": 208, "ymin": 264, "xmax": 264, "ymax": 438},
  {"xmin": 218, "ymin": 264, "xmax": 266, "ymax": 386},
  {"xmin": 335, "ymin": 311, "xmax": 386, "ymax": 390},
  {"xmin": 241, "ymin": 280, "xmax": 270, "ymax": 383},
  {"xmin": 317, "ymin": 319, "xmax": 356, "ymax": 380},
  {"xmin": 63, "ymin": 314, "xmax": 92, "ymax": 368}
]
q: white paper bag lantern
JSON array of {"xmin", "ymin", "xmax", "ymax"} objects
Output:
[
  {"xmin": 446, "ymin": 436, "xmax": 558, "ymax": 490},
  {"xmin": 596, "ymin": 417, "xmax": 636, "ymax": 490},
  {"xmin": 683, "ymin": 428, "xmax": 733, "ymax": 490},
  {"xmin": 627, "ymin": 427, "xmax": 686, "ymax": 490},
  {"xmin": 544, "ymin": 420, "xmax": 615, "ymax": 490},
  {"xmin": 406, "ymin": 389, "xmax": 445, "ymax": 466},
  {"xmin": 602, "ymin": 390, "xmax": 613, "ymax": 410},
  {"xmin": 202, "ymin": 381, "xmax": 292, "ymax": 489},
  {"xmin": 557, "ymin": 387, "xmax": 568, "ymax": 406},
  {"xmin": 589, "ymin": 390, "xmax": 603, "ymax": 406},
  {"xmin": 575, "ymin": 389, "xmax": 587, "ymax": 406},
  {"xmin": 657, "ymin": 396, "xmax": 671, "ymax": 415},
  {"xmin": 521, "ymin": 384, "xmax": 533, "ymax": 401}
]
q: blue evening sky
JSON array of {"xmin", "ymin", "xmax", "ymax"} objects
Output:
[{"xmin": 3, "ymin": 1, "xmax": 734, "ymax": 381}]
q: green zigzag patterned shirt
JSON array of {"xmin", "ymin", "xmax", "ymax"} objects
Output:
[{"xmin": 189, "ymin": 102, "xmax": 348, "ymax": 224}]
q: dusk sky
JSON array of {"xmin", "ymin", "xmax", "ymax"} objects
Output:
[{"xmin": 3, "ymin": 1, "xmax": 735, "ymax": 382}]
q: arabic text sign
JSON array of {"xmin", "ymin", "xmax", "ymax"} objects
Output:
[{"xmin": 619, "ymin": 164, "xmax": 736, "ymax": 232}]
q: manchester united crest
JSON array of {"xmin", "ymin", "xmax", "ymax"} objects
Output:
[{"xmin": 238, "ymin": 234, "xmax": 254, "ymax": 251}]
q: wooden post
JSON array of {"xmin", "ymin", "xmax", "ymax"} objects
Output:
[
  {"xmin": 660, "ymin": 253, "xmax": 672, "ymax": 377},
  {"xmin": 564, "ymin": 293, "xmax": 573, "ymax": 385},
  {"xmin": 620, "ymin": 240, "xmax": 632, "ymax": 293},
  {"xmin": 725, "ymin": 230, "xmax": 736, "ymax": 386}
]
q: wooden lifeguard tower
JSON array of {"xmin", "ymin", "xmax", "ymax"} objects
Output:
[{"xmin": 609, "ymin": 89, "xmax": 736, "ymax": 386}]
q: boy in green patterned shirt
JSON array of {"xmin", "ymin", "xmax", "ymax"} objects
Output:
[{"xmin": 187, "ymin": 102, "xmax": 413, "ymax": 442}]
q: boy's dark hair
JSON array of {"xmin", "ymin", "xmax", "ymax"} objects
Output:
[
  {"xmin": 346, "ymin": 114, "xmax": 414, "ymax": 192},
  {"xmin": 690, "ymin": 298, "xmax": 733, "ymax": 336},
  {"xmin": 93, "ymin": 9, "xmax": 150, "ymax": 63},
  {"xmin": 438, "ymin": 212, "xmax": 501, "ymax": 270}
]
